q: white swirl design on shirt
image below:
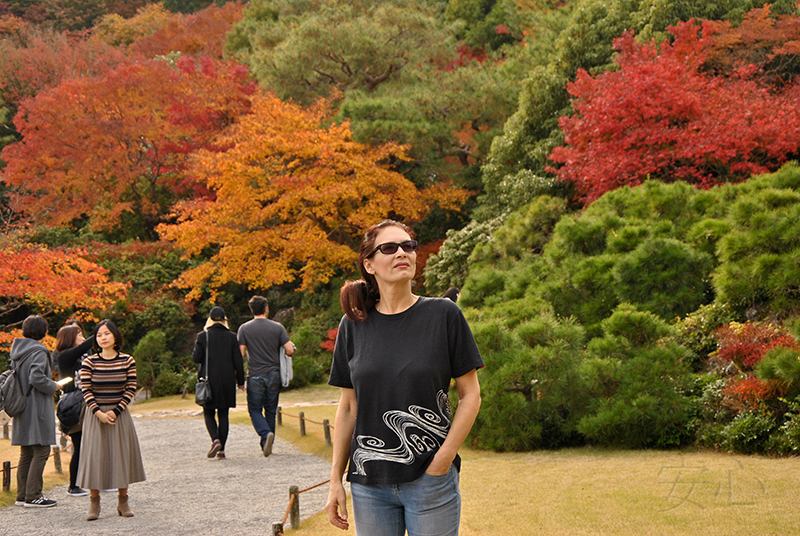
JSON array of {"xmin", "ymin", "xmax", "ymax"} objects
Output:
[{"xmin": 351, "ymin": 390, "xmax": 451, "ymax": 476}]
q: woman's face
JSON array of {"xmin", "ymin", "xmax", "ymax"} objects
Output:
[
  {"xmin": 96, "ymin": 325, "xmax": 116, "ymax": 351},
  {"xmin": 76, "ymin": 332, "xmax": 85, "ymax": 345},
  {"xmin": 363, "ymin": 226, "xmax": 416, "ymax": 286}
]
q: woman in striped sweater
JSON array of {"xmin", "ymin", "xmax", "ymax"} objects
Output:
[{"xmin": 77, "ymin": 320, "xmax": 146, "ymax": 521}]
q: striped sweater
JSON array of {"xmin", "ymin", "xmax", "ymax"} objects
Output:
[{"xmin": 80, "ymin": 352, "xmax": 137, "ymax": 416}]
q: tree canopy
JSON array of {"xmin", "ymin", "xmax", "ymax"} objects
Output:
[
  {"xmin": 159, "ymin": 92, "xmax": 469, "ymax": 297},
  {"xmin": 549, "ymin": 13, "xmax": 800, "ymax": 203},
  {"xmin": 2, "ymin": 55, "xmax": 255, "ymax": 237}
]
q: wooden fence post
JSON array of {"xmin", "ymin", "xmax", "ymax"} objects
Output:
[
  {"xmin": 289, "ymin": 485, "xmax": 300, "ymax": 529},
  {"xmin": 52, "ymin": 446, "xmax": 62, "ymax": 474},
  {"xmin": 277, "ymin": 406, "xmax": 282, "ymax": 427},
  {"xmin": 299, "ymin": 412, "xmax": 306, "ymax": 437},
  {"xmin": 3, "ymin": 461, "xmax": 10, "ymax": 492},
  {"xmin": 323, "ymin": 419, "xmax": 332, "ymax": 447}
]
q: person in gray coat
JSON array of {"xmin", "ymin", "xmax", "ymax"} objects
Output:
[{"xmin": 11, "ymin": 315, "xmax": 60, "ymax": 508}]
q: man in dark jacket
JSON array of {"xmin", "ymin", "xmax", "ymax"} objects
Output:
[{"xmin": 11, "ymin": 315, "xmax": 59, "ymax": 508}]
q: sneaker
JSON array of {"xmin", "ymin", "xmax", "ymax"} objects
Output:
[
  {"xmin": 14, "ymin": 500, "xmax": 25, "ymax": 507},
  {"xmin": 67, "ymin": 487, "xmax": 88, "ymax": 497},
  {"xmin": 216, "ymin": 451, "xmax": 226, "ymax": 459},
  {"xmin": 263, "ymin": 432, "xmax": 274, "ymax": 457},
  {"xmin": 24, "ymin": 496, "xmax": 57, "ymax": 508},
  {"xmin": 208, "ymin": 439, "xmax": 222, "ymax": 458}
]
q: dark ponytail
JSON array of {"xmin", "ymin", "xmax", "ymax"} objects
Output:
[
  {"xmin": 340, "ymin": 280, "xmax": 375, "ymax": 322},
  {"xmin": 340, "ymin": 219, "xmax": 414, "ymax": 322}
]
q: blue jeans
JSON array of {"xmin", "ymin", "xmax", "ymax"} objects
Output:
[
  {"xmin": 247, "ymin": 371, "xmax": 281, "ymax": 445},
  {"xmin": 350, "ymin": 464, "xmax": 461, "ymax": 536}
]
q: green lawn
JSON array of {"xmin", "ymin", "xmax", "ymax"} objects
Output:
[{"xmin": 5, "ymin": 385, "xmax": 800, "ymax": 535}]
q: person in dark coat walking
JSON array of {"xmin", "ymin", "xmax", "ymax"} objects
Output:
[
  {"xmin": 11, "ymin": 315, "xmax": 60, "ymax": 508},
  {"xmin": 192, "ymin": 307, "xmax": 245, "ymax": 459}
]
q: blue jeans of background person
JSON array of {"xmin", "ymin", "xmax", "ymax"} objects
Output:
[
  {"xmin": 350, "ymin": 464, "xmax": 461, "ymax": 536},
  {"xmin": 247, "ymin": 371, "xmax": 282, "ymax": 445}
]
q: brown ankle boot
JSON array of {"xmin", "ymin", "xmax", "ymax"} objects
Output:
[
  {"xmin": 117, "ymin": 494, "xmax": 134, "ymax": 517},
  {"xmin": 87, "ymin": 496, "xmax": 101, "ymax": 521}
]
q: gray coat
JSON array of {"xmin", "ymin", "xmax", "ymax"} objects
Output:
[{"xmin": 10, "ymin": 338, "xmax": 58, "ymax": 447}]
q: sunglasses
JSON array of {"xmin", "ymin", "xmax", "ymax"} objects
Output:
[{"xmin": 368, "ymin": 240, "xmax": 419, "ymax": 257}]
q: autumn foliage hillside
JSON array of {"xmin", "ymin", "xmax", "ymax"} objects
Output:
[{"xmin": 5, "ymin": 1, "xmax": 800, "ymax": 456}]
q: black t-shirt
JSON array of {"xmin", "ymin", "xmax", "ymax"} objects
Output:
[{"xmin": 329, "ymin": 296, "xmax": 484, "ymax": 485}]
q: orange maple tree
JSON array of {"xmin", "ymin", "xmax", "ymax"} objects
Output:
[
  {"xmin": 2, "ymin": 55, "xmax": 255, "ymax": 234},
  {"xmin": 91, "ymin": 2, "xmax": 244, "ymax": 59},
  {"xmin": 159, "ymin": 92, "xmax": 469, "ymax": 297},
  {"xmin": 127, "ymin": 2, "xmax": 244, "ymax": 59},
  {"xmin": 0, "ymin": 242, "xmax": 128, "ymax": 320}
]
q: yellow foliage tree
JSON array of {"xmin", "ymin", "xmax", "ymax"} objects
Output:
[{"xmin": 159, "ymin": 92, "xmax": 468, "ymax": 298}]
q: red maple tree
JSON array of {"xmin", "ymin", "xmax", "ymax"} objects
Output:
[
  {"xmin": 2, "ymin": 55, "xmax": 255, "ymax": 233},
  {"xmin": 549, "ymin": 11, "xmax": 800, "ymax": 204}
]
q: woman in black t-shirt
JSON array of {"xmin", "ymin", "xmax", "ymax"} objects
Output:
[{"xmin": 326, "ymin": 220, "xmax": 483, "ymax": 536}]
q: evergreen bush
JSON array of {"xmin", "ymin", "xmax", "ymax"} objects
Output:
[
  {"xmin": 720, "ymin": 410, "xmax": 777, "ymax": 454},
  {"xmin": 576, "ymin": 305, "xmax": 695, "ymax": 448},
  {"xmin": 470, "ymin": 313, "xmax": 587, "ymax": 450},
  {"xmin": 153, "ymin": 370, "xmax": 185, "ymax": 397}
]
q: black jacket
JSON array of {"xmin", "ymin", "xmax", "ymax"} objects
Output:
[
  {"xmin": 192, "ymin": 324, "xmax": 245, "ymax": 409},
  {"xmin": 55, "ymin": 337, "xmax": 94, "ymax": 393}
]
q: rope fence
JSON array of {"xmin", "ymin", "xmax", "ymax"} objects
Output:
[
  {"xmin": 270, "ymin": 406, "xmax": 336, "ymax": 534},
  {"xmin": 1, "ymin": 422, "xmax": 72, "ymax": 492}
]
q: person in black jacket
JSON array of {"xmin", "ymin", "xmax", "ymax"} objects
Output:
[
  {"xmin": 192, "ymin": 307, "xmax": 245, "ymax": 459},
  {"xmin": 54, "ymin": 322, "xmax": 94, "ymax": 498}
]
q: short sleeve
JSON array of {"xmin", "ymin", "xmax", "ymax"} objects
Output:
[
  {"xmin": 447, "ymin": 302, "xmax": 484, "ymax": 378},
  {"xmin": 328, "ymin": 316, "xmax": 353, "ymax": 389}
]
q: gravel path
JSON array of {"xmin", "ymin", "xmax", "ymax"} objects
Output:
[{"xmin": 0, "ymin": 413, "xmax": 337, "ymax": 535}]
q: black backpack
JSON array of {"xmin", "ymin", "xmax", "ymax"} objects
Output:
[
  {"xmin": 0, "ymin": 360, "xmax": 33, "ymax": 417},
  {"xmin": 56, "ymin": 390, "xmax": 83, "ymax": 433}
]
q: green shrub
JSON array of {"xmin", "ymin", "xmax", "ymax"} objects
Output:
[
  {"xmin": 469, "ymin": 195, "xmax": 568, "ymax": 269},
  {"xmin": 288, "ymin": 353, "xmax": 325, "ymax": 389},
  {"xmin": 669, "ymin": 303, "xmax": 737, "ymax": 371},
  {"xmin": 153, "ymin": 370, "xmax": 185, "ymax": 398},
  {"xmin": 774, "ymin": 397, "xmax": 800, "ymax": 454},
  {"xmin": 291, "ymin": 312, "xmax": 340, "ymax": 378},
  {"xmin": 612, "ymin": 238, "xmax": 713, "ymax": 320},
  {"xmin": 720, "ymin": 410, "xmax": 777, "ymax": 454},
  {"xmin": 183, "ymin": 370, "xmax": 198, "ymax": 393},
  {"xmin": 755, "ymin": 346, "xmax": 800, "ymax": 398},
  {"xmin": 714, "ymin": 165, "xmax": 800, "ymax": 316},
  {"xmin": 598, "ymin": 304, "xmax": 675, "ymax": 347},
  {"xmin": 576, "ymin": 305, "xmax": 694, "ymax": 448},
  {"xmin": 134, "ymin": 330, "xmax": 173, "ymax": 396},
  {"xmin": 470, "ymin": 313, "xmax": 588, "ymax": 451},
  {"xmin": 424, "ymin": 217, "xmax": 504, "ymax": 296}
]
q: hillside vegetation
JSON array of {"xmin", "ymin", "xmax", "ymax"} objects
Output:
[{"xmin": 3, "ymin": 0, "xmax": 800, "ymax": 455}]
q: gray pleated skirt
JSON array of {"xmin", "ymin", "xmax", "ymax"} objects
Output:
[{"xmin": 77, "ymin": 404, "xmax": 146, "ymax": 490}]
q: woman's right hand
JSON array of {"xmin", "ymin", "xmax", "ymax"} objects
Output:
[
  {"xmin": 325, "ymin": 480, "xmax": 349, "ymax": 530},
  {"xmin": 96, "ymin": 410, "xmax": 116, "ymax": 425}
]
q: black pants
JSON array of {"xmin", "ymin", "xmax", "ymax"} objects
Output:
[
  {"xmin": 203, "ymin": 406, "xmax": 230, "ymax": 450},
  {"xmin": 69, "ymin": 431, "xmax": 82, "ymax": 489}
]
